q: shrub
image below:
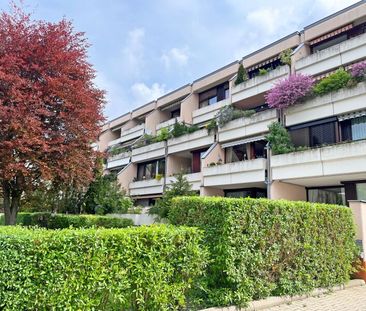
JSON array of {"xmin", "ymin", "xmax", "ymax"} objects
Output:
[
  {"xmin": 215, "ymin": 105, "xmax": 256, "ymax": 128},
  {"xmin": 0, "ymin": 225, "xmax": 207, "ymax": 310},
  {"xmin": 0, "ymin": 212, "xmax": 134, "ymax": 228},
  {"xmin": 206, "ymin": 119, "xmax": 218, "ymax": 132},
  {"xmin": 265, "ymin": 74, "xmax": 314, "ymax": 109},
  {"xmin": 155, "ymin": 127, "xmax": 171, "ymax": 142},
  {"xmin": 266, "ymin": 122, "xmax": 294, "ymax": 155},
  {"xmin": 234, "ymin": 64, "xmax": 248, "ymax": 85},
  {"xmin": 313, "ymin": 68, "xmax": 351, "ymax": 96},
  {"xmin": 169, "ymin": 197, "xmax": 358, "ymax": 308},
  {"xmin": 258, "ymin": 68, "xmax": 268, "ymax": 76},
  {"xmin": 350, "ymin": 61, "xmax": 366, "ymax": 82},
  {"xmin": 109, "ymin": 145, "xmax": 129, "ymax": 156},
  {"xmin": 171, "ymin": 122, "xmax": 198, "ymax": 138}
]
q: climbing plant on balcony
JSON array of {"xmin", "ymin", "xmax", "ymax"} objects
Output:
[{"xmin": 265, "ymin": 74, "xmax": 314, "ymax": 109}]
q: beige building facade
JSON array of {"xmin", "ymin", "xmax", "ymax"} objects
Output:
[{"xmin": 98, "ymin": 1, "xmax": 366, "ymax": 208}]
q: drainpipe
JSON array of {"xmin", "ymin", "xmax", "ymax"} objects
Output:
[
  {"xmin": 163, "ymin": 140, "xmax": 168, "ymax": 192},
  {"xmin": 265, "ymin": 142, "xmax": 272, "ymax": 199}
]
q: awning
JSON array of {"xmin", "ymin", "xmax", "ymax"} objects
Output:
[
  {"xmin": 338, "ymin": 110, "xmax": 366, "ymax": 121},
  {"xmin": 221, "ymin": 135, "xmax": 266, "ymax": 149},
  {"xmin": 310, "ymin": 24, "xmax": 353, "ymax": 45},
  {"xmin": 247, "ymin": 55, "xmax": 281, "ymax": 72}
]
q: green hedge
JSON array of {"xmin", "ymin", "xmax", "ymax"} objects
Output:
[
  {"xmin": 0, "ymin": 225, "xmax": 207, "ymax": 310},
  {"xmin": 169, "ymin": 197, "xmax": 359, "ymax": 308},
  {"xmin": 0, "ymin": 212, "xmax": 134, "ymax": 229}
]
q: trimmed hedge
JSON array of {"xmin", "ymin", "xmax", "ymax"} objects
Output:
[
  {"xmin": 169, "ymin": 197, "xmax": 359, "ymax": 308},
  {"xmin": 0, "ymin": 225, "xmax": 207, "ymax": 310},
  {"xmin": 0, "ymin": 212, "xmax": 134, "ymax": 229}
]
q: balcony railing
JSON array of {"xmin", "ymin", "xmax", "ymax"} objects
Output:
[
  {"xmin": 106, "ymin": 152, "xmax": 131, "ymax": 169},
  {"xmin": 231, "ymin": 65, "xmax": 289, "ymax": 104},
  {"xmin": 167, "ymin": 129, "xmax": 215, "ymax": 154},
  {"xmin": 108, "ymin": 124, "xmax": 145, "ymax": 147},
  {"xmin": 131, "ymin": 141, "xmax": 166, "ymax": 163},
  {"xmin": 192, "ymin": 98, "xmax": 229, "ymax": 124},
  {"xmin": 156, "ymin": 117, "xmax": 182, "ymax": 131},
  {"xmin": 271, "ymin": 140, "xmax": 366, "ymax": 181},
  {"xmin": 202, "ymin": 158, "xmax": 267, "ymax": 187},
  {"xmin": 295, "ymin": 32, "xmax": 366, "ymax": 76}
]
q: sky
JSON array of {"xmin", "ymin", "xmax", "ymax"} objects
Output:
[{"xmin": 0, "ymin": 0, "xmax": 361, "ymax": 120}]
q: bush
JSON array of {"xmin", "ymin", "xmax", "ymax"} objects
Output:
[
  {"xmin": 0, "ymin": 225, "xmax": 207, "ymax": 310},
  {"xmin": 266, "ymin": 122, "xmax": 294, "ymax": 155},
  {"xmin": 215, "ymin": 105, "xmax": 256, "ymax": 128},
  {"xmin": 265, "ymin": 74, "xmax": 314, "ymax": 109},
  {"xmin": 313, "ymin": 68, "xmax": 351, "ymax": 96},
  {"xmin": 169, "ymin": 197, "xmax": 358, "ymax": 308},
  {"xmin": 350, "ymin": 61, "xmax": 366, "ymax": 82},
  {"xmin": 0, "ymin": 212, "xmax": 134, "ymax": 229},
  {"xmin": 155, "ymin": 127, "xmax": 171, "ymax": 142},
  {"xmin": 234, "ymin": 64, "xmax": 248, "ymax": 85},
  {"xmin": 170, "ymin": 122, "xmax": 198, "ymax": 138}
]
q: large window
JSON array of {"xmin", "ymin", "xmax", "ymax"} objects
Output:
[
  {"xmin": 307, "ymin": 187, "xmax": 346, "ymax": 205},
  {"xmin": 137, "ymin": 159, "xmax": 165, "ymax": 181},
  {"xmin": 225, "ymin": 140, "xmax": 266, "ymax": 163},
  {"xmin": 199, "ymin": 82, "xmax": 229, "ymax": 108},
  {"xmin": 356, "ymin": 183, "xmax": 366, "ymax": 201},
  {"xmin": 341, "ymin": 116, "xmax": 366, "ymax": 141}
]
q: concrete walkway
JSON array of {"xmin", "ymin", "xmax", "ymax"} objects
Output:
[{"xmin": 264, "ymin": 284, "xmax": 366, "ymax": 311}]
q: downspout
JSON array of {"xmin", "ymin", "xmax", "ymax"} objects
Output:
[
  {"xmin": 265, "ymin": 142, "xmax": 272, "ymax": 199},
  {"xmin": 163, "ymin": 140, "xmax": 168, "ymax": 192}
]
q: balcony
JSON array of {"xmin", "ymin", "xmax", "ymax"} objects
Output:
[
  {"xmin": 156, "ymin": 117, "xmax": 182, "ymax": 131},
  {"xmin": 108, "ymin": 124, "xmax": 145, "ymax": 147},
  {"xmin": 285, "ymin": 82, "xmax": 366, "ymax": 126},
  {"xmin": 131, "ymin": 141, "xmax": 166, "ymax": 163},
  {"xmin": 231, "ymin": 65, "xmax": 289, "ymax": 104},
  {"xmin": 168, "ymin": 129, "xmax": 215, "ymax": 154},
  {"xmin": 218, "ymin": 109, "xmax": 277, "ymax": 142},
  {"xmin": 129, "ymin": 178, "xmax": 163, "ymax": 196},
  {"xmin": 106, "ymin": 152, "xmax": 131, "ymax": 169},
  {"xmin": 167, "ymin": 172, "xmax": 202, "ymax": 191},
  {"xmin": 271, "ymin": 140, "xmax": 366, "ymax": 181},
  {"xmin": 192, "ymin": 98, "xmax": 229, "ymax": 124},
  {"xmin": 295, "ymin": 33, "xmax": 366, "ymax": 76},
  {"xmin": 202, "ymin": 158, "xmax": 267, "ymax": 187}
]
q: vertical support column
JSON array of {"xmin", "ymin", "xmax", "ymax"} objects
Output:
[{"xmin": 349, "ymin": 200, "xmax": 366, "ymax": 281}]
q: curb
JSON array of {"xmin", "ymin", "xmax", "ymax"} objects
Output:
[{"xmin": 200, "ymin": 279, "xmax": 365, "ymax": 311}]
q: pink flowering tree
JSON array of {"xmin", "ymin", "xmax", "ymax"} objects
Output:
[
  {"xmin": 265, "ymin": 74, "xmax": 314, "ymax": 109},
  {"xmin": 350, "ymin": 61, "xmax": 366, "ymax": 81}
]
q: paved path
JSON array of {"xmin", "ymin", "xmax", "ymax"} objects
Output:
[{"xmin": 264, "ymin": 285, "xmax": 366, "ymax": 311}]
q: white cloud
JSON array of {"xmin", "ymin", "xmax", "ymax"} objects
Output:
[
  {"xmin": 161, "ymin": 47, "xmax": 189, "ymax": 69},
  {"xmin": 122, "ymin": 28, "xmax": 145, "ymax": 77},
  {"xmin": 130, "ymin": 82, "xmax": 168, "ymax": 105},
  {"xmin": 316, "ymin": 0, "xmax": 359, "ymax": 13}
]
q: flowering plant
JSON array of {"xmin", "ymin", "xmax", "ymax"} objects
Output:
[
  {"xmin": 350, "ymin": 61, "xmax": 366, "ymax": 81},
  {"xmin": 265, "ymin": 74, "xmax": 314, "ymax": 109}
]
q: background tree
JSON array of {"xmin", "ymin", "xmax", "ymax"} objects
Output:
[
  {"xmin": 149, "ymin": 173, "xmax": 196, "ymax": 219},
  {"xmin": 0, "ymin": 6, "xmax": 104, "ymax": 224}
]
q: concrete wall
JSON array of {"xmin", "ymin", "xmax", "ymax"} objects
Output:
[
  {"xmin": 117, "ymin": 163, "xmax": 137, "ymax": 194},
  {"xmin": 145, "ymin": 109, "xmax": 170, "ymax": 135},
  {"xmin": 271, "ymin": 181, "xmax": 307, "ymax": 201},
  {"xmin": 200, "ymin": 186, "xmax": 224, "ymax": 197},
  {"xmin": 98, "ymin": 130, "xmax": 119, "ymax": 152},
  {"xmin": 166, "ymin": 154, "xmax": 191, "ymax": 176},
  {"xmin": 201, "ymin": 143, "xmax": 225, "ymax": 168},
  {"xmin": 180, "ymin": 93, "xmax": 199, "ymax": 124}
]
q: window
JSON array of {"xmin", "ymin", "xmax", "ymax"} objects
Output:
[
  {"xmin": 356, "ymin": 183, "xmax": 366, "ymax": 201},
  {"xmin": 170, "ymin": 108, "xmax": 180, "ymax": 118},
  {"xmin": 137, "ymin": 159, "xmax": 165, "ymax": 181},
  {"xmin": 226, "ymin": 144, "xmax": 247, "ymax": 163},
  {"xmin": 310, "ymin": 122, "xmax": 336, "ymax": 146},
  {"xmin": 308, "ymin": 187, "xmax": 345, "ymax": 205},
  {"xmin": 341, "ymin": 116, "xmax": 366, "ymax": 141},
  {"xmin": 198, "ymin": 82, "xmax": 229, "ymax": 108}
]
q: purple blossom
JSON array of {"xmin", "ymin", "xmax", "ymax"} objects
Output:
[
  {"xmin": 265, "ymin": 74, "xmax": 314, "ymax": 109},
  {"xmin": 350, "ymin": 61, "xmax": 366, "ymax": 79}
]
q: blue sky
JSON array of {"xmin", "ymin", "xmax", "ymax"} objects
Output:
[{"xmin": 0, "ymin": 0, "xmax": 360, "ymax": 120}]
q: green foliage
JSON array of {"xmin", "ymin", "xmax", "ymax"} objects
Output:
[
  {"xmin": 206, "ymin": 119, "xmax": 218, "ymax": 132},
  {"xmin": 0, "ymin": 225, "xmax": 207, "ymax": 310},
  {"xmin": 234, "ymin": 64, "xmax": 248, "ymax": 85},
  {"xmin": 109, "ymin": 145, "xmax": 129, "ymax": 156},
  {"xmin": 170, "ymin": 122, "xmax": 199, "ymax": 138},
  {"xmin": 155, "ymin": 127, "xmax": 171, "ymax": 142},
  {"xmin": 215, "ymin": 105, "xmax": 256, "ymax": 128},
  {"xmin": 149, "ymin": 173, "xmax": 196, "ymax": 219},
  {"xmin": 169, "ymin": 197, "xmax": 359, "ymax": 308},
  {"xmin": 0, "ymin": 212, "xmax": 133, "ymax": 228},
  {"xmin": 313, "ymin": 68, "xmax": 351, "ymax": 96},
  {"xmin": 84, "ymin": 174, "xmax": 133, "ymax": 215},
  {"xmin": 258, "ymin": 68, "xmax": 268, "ymax": 76},
  {"xmin": 266, "ymin": 122, "xmax": 294, "ymax": 155},
  {"xmin": 280, "ymin": 48, "xmax": 292, "ymax": 66}
]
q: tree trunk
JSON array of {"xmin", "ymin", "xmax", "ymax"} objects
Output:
[{"xmin": 2, "ymin": 181, "xmax": 21, "ymax": 226}]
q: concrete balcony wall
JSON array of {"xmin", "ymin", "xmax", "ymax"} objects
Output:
[
  {"xmin": 202, "ymin": 158, "xmax": 267, "ymax": 187},
  {"xmin": 166, "ymin": 154, "xmax": 191, "ymax": 176},
  {"xmin": 271, "ymin": 140, "xmax": 366, "ymax": 181},
  {"xmin": 168, "ymin": 129, "xmax": 215, "ymax": 154},
  {"xmin": 156, "ymin": 117, "xmax": 182, "ymax": 131},
  {"xmin": 117, "ymin": 163, "xmax": 137, "ymax": 194},
  {"xmin": 201, "ymin": 143, "xmax": 225, "ymax": 168},
  {"xmin": 145, "ymin": 110, "xmax": 170, "ymax": 135},
  {"xmin": 192, "ymin": 98, "xmax": 229, "ymax": 125},
  {"xmin": 218, "ymin": 109, "xmax": 277, "ymax": 142},
  {"xmin": 129, "ymin": 179, "xmax": 163, "ymax": 196},
  {"xmin": 131, "ymin": 141, "xmax": 166, "ymax": 163},
  {"xmin": 180, "ymin": 93, "xmax": 199, "ymax": 124},
  {"xmin": 231, "ymin": 65, "xmax": 289, "ymax": 104},
  {"xmin": 167, "ymin": 173, "xmax": 202, "ymax": 191},
  {"xmin": 108, "ymin": 124, "xmax": 146, "ymax": 147},
  {"xmin": 106, "ymin": 152, "xmax": 131, "ymax": 169},
  {"xmin": 295, "ymin": 33, "xmax": 366, "ymax": 76},
  {"xmin": 285, "ymin": 82, "xmax": 366, "ymax": 126}
]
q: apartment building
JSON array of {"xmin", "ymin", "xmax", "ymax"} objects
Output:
[{"xmin": 98, "ymin": 1, "xmax": 366, "ymax": 207}]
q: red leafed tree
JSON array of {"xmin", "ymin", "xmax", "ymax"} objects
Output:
[{"xmin": 0, "ymin": 6, "xmax": 105, "ymax": 224}]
